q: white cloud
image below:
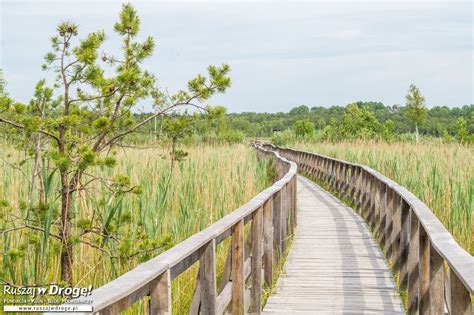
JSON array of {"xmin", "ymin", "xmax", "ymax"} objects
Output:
[{"xmin": 1, "ymin": 0, "xmax": 472, "ymax": 112}]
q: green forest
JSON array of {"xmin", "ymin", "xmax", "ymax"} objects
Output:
[{"xmin": 131, "ymin": 99, "xmax": 474, "ymax": 145}]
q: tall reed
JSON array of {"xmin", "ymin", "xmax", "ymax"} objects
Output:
[{"xmin": 0, "ymin": 143, "xmax": 271, "ymax": 313}]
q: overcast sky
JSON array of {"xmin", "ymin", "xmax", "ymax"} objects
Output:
[{"xmin": 1, "ymin": 0, "xmax": 472, "ymax": 113}]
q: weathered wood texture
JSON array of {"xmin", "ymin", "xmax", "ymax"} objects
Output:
[
  {"xmin": 263, "ymin": 176, "xmax": 405, "ymax": 314},
  {"xmin": 266, "ymin": 144, "xmax": 473, "ymax": 315},
  {"xmin": 53, "ymin": 143, "xmax": 473, "ymax": 314}
]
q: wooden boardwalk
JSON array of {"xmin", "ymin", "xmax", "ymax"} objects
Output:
[
  {"xmin": 76, "ymin": 144, "xmax": 472, "ymax": 314},
  {"xmin": 263, "ymin": 176, "xmax": 405, "ymax": 314}
]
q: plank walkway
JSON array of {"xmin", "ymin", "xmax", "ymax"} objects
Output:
[{"xmin": 262, "ymin": 176, "xmax": 405, "ymax": 314}]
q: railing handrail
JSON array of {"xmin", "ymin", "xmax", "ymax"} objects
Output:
[
  {"xmin": 67, "ymin": 143, "xmax": 297, "ymax": 314},
  {"xmin": 265, "ymin": 143, "xmax": 473, "ymax": 293},
  {"xmin": 264, "ymin": 142, "xmax": 472, "ymax": 314}
]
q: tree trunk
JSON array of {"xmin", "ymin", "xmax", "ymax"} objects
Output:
[
  {"xmin": 60, "ymin": 172, "xmax": 73, "ymax": 285},
  {"xmin": 415, "ymin": 124, "xmax": 419, "ymax": 143}
]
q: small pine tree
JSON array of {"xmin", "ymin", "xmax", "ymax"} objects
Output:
[{"xmin": 0, "ymin": 4, "xmax": 231, "ymax": 284}]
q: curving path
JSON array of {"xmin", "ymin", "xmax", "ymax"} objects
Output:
[{"xmin": 263, "ymin": 176, "xmax": 405, "ymax": 314}]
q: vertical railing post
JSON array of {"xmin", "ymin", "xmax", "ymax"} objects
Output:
[
  {"xmin": 326, "ymin": 159, "xmax": 331, "ymax": 184},
  {"xmin": 348, "ymin": 166, "xmax": 355, "ymax": 202},
  {"xmin": 328, "ymin": 160, "xmax": 333, "ymax": 187},
  {"xmin": 342, "ymin": 164, "xmax": 347, "ymax": 198},
  {"xmin": 337, "ymin": 163, "xmax": 343, "ymax": 191},
  {"xmin": 291, "ymin": 176, "xmax": 297, "ymax": 231},
  {"xmin": 249, "ymin": 207, "xmax": 263, "ymax": 313},
  {"xmin": 149, "ymin": 269, "xmax": 171, "ymax": 315},
  {"xmin": 231, "ymin": 220, "xmax": 244, "ymax": 314},
  {"xmin": 429, "ymin": 245, "xmax": 444, "ymax": 314},
  {"xmin": 331, "ymin": 160, "xmax": 336, "ymax": 188},
  {"xmin": 408, "ymin": 209, "xmax": 419, "ymax": 314},
  {"xmin": 321, "ymin": 158, "xmax": 326, "ymax": 181},
  {"xmin": 450, "ymin": 269, "xmax": 471, "ymax": 314},
  {"xmin": 419, "ymin": 225, "xmax": 430, "ymax": 314},
  {"xmin": 399, "ymin": 200, "xmax": 410, "ymax": 290},
  {"xmin": 363, "ymin": 172, "xmax": 370, "ymax": 217},
  {"xmin": 272, "ymin": 190, "xmax": 282, "ymax": 264},
  {"xmin": 199, "ymin": 239, "xmax": 216, "ymax": 314},
  {"xmin": 391, "ymin": 193, "xmax": 401, "ymax": 273},
  {"xmin": 356, "ymin": 168, "xmax": 362, "ymax": 209},
  {"xmin": 368, "ymin": 176, "xmax": 376, "ymax": 228},
  {"xmin": 336, "ymin": 162, "xmax": 341, "ymax": 190},
  {"xmin": 358, "ymin": 170, "xmax": 365, "ymax": 212},
  {"xmin": 263, "ymin": 198, "xmax": 274, "ymax": 287},
  {"xmin": 320, "ymin": 157, "xmax": 325, "ymax": 181},
  {"xmin": 281, "ymin": 184, "xmax": 288, "ymax": 254},
  {"xmin": 384, "ymin": 187, "xmax": 393, "ymax": 257},
  {"xmin": 372, "ymin": 176, "xmax": 380, "ymax": 228},
  {"xmin": 379, "ymin": 181, "xmax": 386, "ymax": 245},
  {"xmin": 345, "ymin": 165, "xmax": 350, "ymax": 198}
]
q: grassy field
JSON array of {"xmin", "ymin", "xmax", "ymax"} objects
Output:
[
  {"xmin": 0, "ymin": 143, "xmax": 271, "ymax": 313},
  {"xmin": 292, "ymin": 140, "xmax": 473, "ymax": 253}
]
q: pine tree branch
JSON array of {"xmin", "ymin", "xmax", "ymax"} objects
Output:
[{"xmin": 0, "ymin": 116, "xmax": 61, "ymax": 145}]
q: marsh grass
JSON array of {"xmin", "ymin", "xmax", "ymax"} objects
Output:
[
  {"xmin": 0, "ymin": 143, "xmax": 271, "ymax": 313},
  {"xmin": 292, "ymin": 140, "xmax": 473, "ymax": 253}
]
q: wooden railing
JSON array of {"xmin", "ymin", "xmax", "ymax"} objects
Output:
[
  {"xmin": 263, "ymin": 143, "xmax": 473, "ymax": 315},
  {"xmin": 69, "ymin": 143, "xmax": 296, "ymax": 314}
]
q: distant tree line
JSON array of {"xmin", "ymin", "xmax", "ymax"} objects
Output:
[
  {"xmin": 112, "ymin": 84, "xmax": 474, "ymax": 145},
  {"xmin": 224, "ymin": 102, "xmax": 472, "ymax": 140},
  {"xmin": 2, "ymin": 63, "xmax": 472, "ymax": 146}
]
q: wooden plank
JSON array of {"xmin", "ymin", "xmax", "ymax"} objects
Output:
[
  {"xmin": 291, "ymin": 176, "xmax": 297, "ymax": 231},
  {"xmin": 249, "ymin": 206, "xmax": 263, "ymax": 313},
  {"xmin": 272, "ymin": 190, "xmax": 282, "ymax": 263},
  {"xmin": 199, "ymin": 239, "xmax": 216, "ymax": 314},
  {"xmin": 407, "ymin": 209, "xmax": 419, "ymax": 314},
  {"xmin": 263, "ymin": 176, "xmax": 404, "ymax": 314},
  {"xmin": 149, "ymin": 269, "xmax": 171, "ymax": 315},
  {"xmin": 391, "ymin": 192, "xmax": 401, "ymax": 273},
  {"xmin": 378, "ymin": 181, "xmax": 386, "ymax": 244},
  {"xmin": 369, "ymin": 175, "xmax": 376, "ymax": 228},
  {"xmin": 384, "ymin": 186, "xmax": 393, "ymax": 257},
  {"xmin": 263, "ymin": 198, "xmax": 274, "ymax": 287},
  {"xmin": 216, "ymin": 257, "xmax": 252, "ymax": 314},
  {"xmin": 372, "ymin": 176, "xmax": 378, "ymax": 227},
  {"xmin": 419, "ymin": 225, "xmax": 430, "ymax": 314},
  {"xmin": 354, "ymin": 167, "xmax": 362, "ymax": 208},
  {"xmin": 450, "ymin": 268, "xmax": 471, "ymax": 315},
  {"xmin": 231, "ymin": 220, "xmax": 244, "ymax": 315},
  {"xmin": 281, "ymin": 185, "xmax": 288, "ymax": 255},
  {"xmin": 429, "ymin": 244, "xmax": 444, "ymax": 315},
  {"xmin": 399, "ymin": 199, "xmax": 410, "ymax": 290},
  {"xmin": 360, "ymin": 171, "xmax": 369, "ymax": 214},
  {"xmin": 218, "ymin": 245, "xmax": 232, "ymax": 294}
]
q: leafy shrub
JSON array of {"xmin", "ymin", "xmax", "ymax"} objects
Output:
[{"xmin": 271, "ymin": 130, "xmax": 294, "ymax": 146}]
